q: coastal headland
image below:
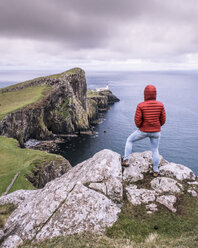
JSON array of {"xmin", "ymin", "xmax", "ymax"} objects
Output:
[
  {"xmin": 0, "ymin": 68, "xmax": 197, "ymax": 248},
  {"xmin": 0, "ymin": 67, "xmax": 119, "ymax": 195}
]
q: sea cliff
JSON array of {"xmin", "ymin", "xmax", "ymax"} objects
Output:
[{"xmin": 0, "ymin": 68, "xmax": 119, "ymax": 147}]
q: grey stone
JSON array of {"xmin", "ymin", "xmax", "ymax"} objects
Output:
[
  {"xmin": 0, "ymin": 149, "xmax": 122, "ymax": 244},
  {"xmin": 126, "ymin": 185, "xmax": 157, "ymax": 205},
  {"xmin": 35, "ymin": 183, "xmax": 121, "ymax": 241},
  {"xmin": 0, "ymin": 149, "xmax": 197, "ymax": 247},
  {"xmin": 1, "ymin": 235, "xmax": 23, "ymax": 248},
  {"xmin": 0, "ymin": 229, "xmax": 4, "ymax": 240},
  {"xmin": 187, "ymin": 189, "xmax": 198, "ymax": 197},
  {"xmin": 159, "ymin": 163, "xmax": 196, "ymax": 181},
  {"xmin": 156, "ymin": 195, "xmax": 177, "ymax": 212},
  {"xmin": 89, "ymin": 182, "xmax": 106, "ymax": 195},
  {"xmin": 0, "ymin": 190, "xmax": 39, "ymax": 207},
  {"xmin": 123, "ymin": 151, "xmax": 164, "ymax": 183},
  {"xmin": 146, "ymin": 203, "xmax": 158, "ymax": 212},
  {"xmin": 187, "ymin": 181, "xmax": 198, "ymax": 185},
  {"xmin": 150, "ymin": 177, "xmax": 183, "ymax": 194}
]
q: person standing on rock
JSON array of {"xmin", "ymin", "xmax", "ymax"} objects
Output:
[{"xmin": 122, "ymin": 85, "xmax": 166, "ymax": 177}]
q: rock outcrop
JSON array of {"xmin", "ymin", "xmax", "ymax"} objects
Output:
[
  {"xmin": 26, "ymin": 159, "xmax": 72, "ymax": 188},
  {"xmin": 0, "ymin": 150, "xmax": 197, "ymax": 247},
  {"xmin": 87, "ymin": 89, "xmax": 119, "ymax": 124},
  {"xmin": 0, "ymin": 69, "xmax": 119, "ymax": 147},
  {"xmin": 0, "ymin": 68, "xmax": 89, "ymax": 146}
]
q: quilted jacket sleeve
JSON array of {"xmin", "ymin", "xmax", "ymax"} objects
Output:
[
  {"xmin": 160, "ymin": 104, "xmax": 166, "ymax": 126},
  {"xmin": 134, "ymin": 104, "xmax": 143, "ymax": 128}
]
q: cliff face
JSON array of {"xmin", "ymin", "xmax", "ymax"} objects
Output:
[
  {"xmin": 0, "ymin": 68, "xmax": 89, "ymax": 146},
  {"xmin": 87, "ymin": 89, "xmax": 120, "ymax": 124},
  {"xmin": 0, "ymin": 69, "xmax": 120, "ymax": 146}
]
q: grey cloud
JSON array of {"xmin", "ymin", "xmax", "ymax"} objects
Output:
[
  {"xmin": 0, "ymin": 0, "xmax": 173, "ymax": 48},
  {"xmin": 0, "ymin": 0, "xmax": 198, "ymax": 68}
]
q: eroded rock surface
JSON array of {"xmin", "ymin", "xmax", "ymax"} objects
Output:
[
  {"xmin": 122, "ymin": 151, "xmax": 196, "ymax": 215},
  {"xmin": 0, "ymin": 150, "xmax": 197, "ymax": 248},
  {"xmin": 159, "ymin": 162, "xmax": 196, "ymax": 181},
  {"xmin": 150, "ymin": 177, "xmax": 183, "ymax": 194},
  {"xmin": 126, "ymin": 185, "xmax": 157, "ymax": 205},
  {"xmin": 0, "ymin": 190, "xmax": 39, "ymax": 207},
  {"xmin": 0, "ymin": 149, "xmax": 122, "ymax": 246},
  {"xmin": 123, "ymin": 151, "xmax": 165, "ymax": 183},
  {"xmin": 146, "ymin": 203, "xmax": 158, "ymax": 214},
  {"xmin": 35, "ymin": 183, "xmax": 120, "ymax": 241},
  {"xmin": 187, "ymin": 189, "xmax": 198, "ymax": 197},
  {"xmin": 1, "ymin": 235, "xmax": 22, "ymax": 248},
  {"xmin": 156, "ymin": 195, "xmax": 177, "ymax": 212}
]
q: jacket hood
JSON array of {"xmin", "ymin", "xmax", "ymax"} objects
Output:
[{"xmin": 144, "ymin": 85, "xmax": 157, "ymax": 101}]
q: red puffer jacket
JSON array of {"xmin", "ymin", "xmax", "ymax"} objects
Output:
[{"xmin": 135, "ymin": 85, "xmax": 166, "ymax": 132}]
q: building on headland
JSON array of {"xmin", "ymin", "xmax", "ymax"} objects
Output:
[{"xmin": 96, "ymin": 83, "xmax": 109, "ymax": 92}]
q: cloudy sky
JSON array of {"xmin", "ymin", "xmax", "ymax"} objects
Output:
[{"xmin": 0, "ymin": 0, "xmax": 198, "ymax": 71}]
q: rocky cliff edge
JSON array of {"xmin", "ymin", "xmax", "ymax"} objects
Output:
[
  {"xmin": 0, "ymin": 68, "xmax": 119, "ymax": 147},
  {"xmin": 0, "ymin": 149, "xmax": 197, "ymax": 248}
]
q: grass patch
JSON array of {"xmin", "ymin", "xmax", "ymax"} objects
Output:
[
  {"xmin": 87, "ymin": 90, "xmax": 104, "ymax": 98},
  {"xmin": 56, "ymin": 99, "xmax": 70, "ymax": 119},
  {"xmin": 0, "ymin": 68, "xmax": 83, "ymax": 93},
  {"xmin": 0, "ymin": 86, "xmax": 51, "ymax": 120},
  {"xmin": 0, "ymin": 136, "xmax": 66, "ymax": 195},
  {"xmin": 0, "ymin": 204, "xmax": 16, "ymax": 229},
  {"xmin": 106, "ymin": 193, "xmax": 198, "ymax": 243},
  {"xmin": 19, "ymin": 231, "xmax": 198, "ymax": 248}
]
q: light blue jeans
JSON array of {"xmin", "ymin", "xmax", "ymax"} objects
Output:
[{"xmin": 124, "ymin": 129, "xmax": 161, "ymax": 172}]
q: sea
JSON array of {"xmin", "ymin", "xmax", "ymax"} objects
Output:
[{"xmin": 0, "ymin": 69, "xmax": 198, "ymax": 175}]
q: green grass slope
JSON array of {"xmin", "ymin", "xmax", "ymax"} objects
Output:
[
  {"xmin": 0, "ymin": 85, "xmax": 51, "ymax": 120},
  {"xmin": 0, "ymin": 68, "xmax": 83, "ymax": 93},
  {"xmin": 0, "ymin": 136, "xmax": 66, "ymax": 195},
  {"xmin": 0, "ymin": 67, "xmax": 83, "ymax": 121}
]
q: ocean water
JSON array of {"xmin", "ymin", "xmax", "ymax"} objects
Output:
[{"xmin": 0, "ymin": 70, "xmax": 198, "ymax": 174}]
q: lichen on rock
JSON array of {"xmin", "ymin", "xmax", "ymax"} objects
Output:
[{"xmin": 0, "ymin": 149, "xmax": 197, "ymax": 247}]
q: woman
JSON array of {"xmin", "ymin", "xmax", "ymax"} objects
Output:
[{"xmin": 122, "ymin": 85, "xmax": 166, "ymax": 177}]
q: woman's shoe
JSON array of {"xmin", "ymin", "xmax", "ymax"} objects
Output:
[
  {"xmin": 122, "ymin": 159, "xmax": 129, "ymax": 167},
  {"xmin": 153, "ymin": 172, "xmax": 159, "ymax": 177}
]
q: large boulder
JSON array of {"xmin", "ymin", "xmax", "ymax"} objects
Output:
[
  {"xmin": 123, "ymin": 151, "xmax": 197, "ymax": 215},
  {"xmin": 159, "ymin": 162, "xmax": 196, "ymax": 181},
  {"xmin": 0, "ymin": 150, "xmax": 197, "ymax": 247},
  {"xmin": 123, "ymin": 151, "xmax": 166, "ymax": 183},
  {"xmin": 0, "ymin": 150, "xmax": 122, "ymax": 246},
  {"xmin": 150, "ymin": 177, "xmax": 183, "ymax": 194}
]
